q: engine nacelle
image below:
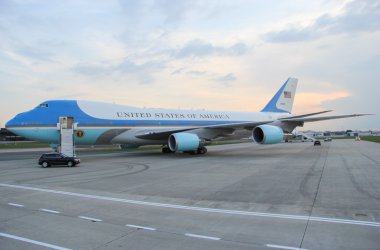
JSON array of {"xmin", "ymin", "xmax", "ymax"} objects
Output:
[
  {"xmin": 168, "ymin": 133, "xmax": 200, "ymax": 152},
  {"xmin": 253, "ymin": 125, "xmax": 284, "ymax": 144}
]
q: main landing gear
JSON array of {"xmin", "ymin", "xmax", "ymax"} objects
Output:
[
  {"xmin": 161, "ymin": 145, "xmax": 208, "ymax": 155},
  {"xmin": 162, "ymin": 146, "xmax": 174, "ymax": 154},
  {"xmin": 196, "ymin": 146, "xmax": 208, "ymax": 155},
  {"xmin": 184, "ymin": 146, "xmax": 208, "ymax": 155}
]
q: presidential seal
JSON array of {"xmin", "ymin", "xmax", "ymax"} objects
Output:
[{"xmin": 76, "ymin": 130, "xmax": 85, "ymax": 138}]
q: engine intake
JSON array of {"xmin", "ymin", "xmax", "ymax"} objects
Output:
[
  {"xmin": 168, "ymin": 133, "xmax": 200, "ymax": 152},
  {"xmin": 253, "ymin": 125, "xmax": 284, "ymax": 144}
]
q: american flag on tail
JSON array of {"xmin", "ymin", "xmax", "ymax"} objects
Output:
[{"xmin": 283, "ymin": 91, "xmax": 291, "ymax": 98}]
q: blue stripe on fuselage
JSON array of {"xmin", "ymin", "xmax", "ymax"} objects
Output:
[{"xmin": 6, "ymin": 100, "xmax": 248, "ymax": 128}]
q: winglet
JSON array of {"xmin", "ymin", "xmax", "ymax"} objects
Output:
[{"xmin": 261, "ymin": 78, "xmax": 298, "ymax": 113}]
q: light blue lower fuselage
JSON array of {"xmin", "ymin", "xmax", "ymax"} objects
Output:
[{"xmin": 6, "ymin": 100, "xmax": 285, "ymax": 146}]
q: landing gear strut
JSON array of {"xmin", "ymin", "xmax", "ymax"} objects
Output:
[{"xmin": 162, "ymin": 146, "xmax": 174, "ymax": 153}]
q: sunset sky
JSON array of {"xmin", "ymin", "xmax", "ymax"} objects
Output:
[{"xmin": 1, "ymin": 0, "xmax": 379, "ymax": 131}]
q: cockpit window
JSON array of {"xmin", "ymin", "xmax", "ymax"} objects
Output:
[{"xmin": 39, "ymin": 103, "xmax": 49, "ymax": 108}]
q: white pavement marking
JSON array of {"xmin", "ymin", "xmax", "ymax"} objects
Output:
[
  {"xmin": 0, "ymin": 232, "xmax": 72, "ymax": 250},
  {"xmin": 7, "ymin": 203, "xmax": 24, "ymax": 207},
  {"xmin": 78, "ymin": 216, "xmax": 102, "ymax": 222},
  {"xmin": 39, "ymin": 208, "xmax": 60, "ymax": 214},
  {"xmin": 2, "ymin": 183, "xmax": 380, "ymax": 228},
  {"xmin": 185, "ymin": 233, "xmax": 221, "ymax": 241},
  {"xmin": 126, "ymin": 224, "xmax": 156, "ymax": 231},
  {"xmin": 266, "ymin": 244, "xmax": 308, "ymax": 250}
]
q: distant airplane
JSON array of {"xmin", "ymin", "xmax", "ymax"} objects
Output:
[{"xmin": 5, "ymin": 78, "xmax": 369, "ymax": 154}]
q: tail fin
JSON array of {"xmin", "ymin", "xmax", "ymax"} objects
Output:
[{"xmin": 261, "ymin": 78, "xmax": 298, "ymax": 113}]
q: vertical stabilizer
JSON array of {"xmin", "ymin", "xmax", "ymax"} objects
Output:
[{"xmin": 261, "ymin": 78, "xmax": 298, "ymax": 113}]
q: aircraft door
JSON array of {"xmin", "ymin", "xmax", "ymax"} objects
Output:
[{"xmin": 59, "ymin": 117, "xmax": 73, "ymax": 129}]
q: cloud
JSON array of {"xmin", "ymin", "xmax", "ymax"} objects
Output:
[
  {"xmin": 117, "ymin": 59, "xmax": 165, "ymax": 83},
  {"xmin": 153, "ymin": 0, "xmax": 199, "ymax": 24},
  {"xmin": 116, "ymin": 60, "xmax": 164, "ymax": 73},
  {"xmin": 15, "ymin": 46, "xmax": 56, "ymax": 63},
  {"xmin": 264, "ymin": 27, "xmax": 318, "ymax": 43},
  {"xmin": 119, "ymin": 0, "xmax": 218, "ymax": 29},
  {"xmin": 294, "ymin": 91, "xmax": 352, "ymax": 113},
  {"xmin": 71, "ymin": 37, "xmax": 247, "ymax": 84},
  {"xmin": 187, "ymin": 70, "xmax": 207, "ymax": 77},
  {"xmin": 171, "ymin": 67, "xmax": 185, "ymax": 75},
  {"xmin": 212, "ymin": 73, "xmax": 237, "ymax": 86},
  {"xmin": 72, "ymin": 64, "xmax": 109, "ymax": 76},
  {"xmin": 264, "ymin": 0, "xmax": 380, "ymax": 43},
  {"xmin": 175, "ymin": 39, "xmax": 248, "ymax": 58},
  {"xmin": 72, "ymin": 58, "xmax": 165, "ymax": 84}
]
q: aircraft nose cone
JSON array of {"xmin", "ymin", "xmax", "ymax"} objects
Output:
[
  {"xmin": 5, "ymin": 111, "xmax": 27, "ymax": 128},
  {"xmin": 5, "ymin": 117, "xmax": 16, "ymax": 128}
]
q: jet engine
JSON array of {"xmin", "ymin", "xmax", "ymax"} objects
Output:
[
  {"xmin": 253, "ymin": 125, "xmax": 284, "ymax": 144},
  {"xmin": 168, "ymin": 133, "xmax": 201, "ymax": 152}
]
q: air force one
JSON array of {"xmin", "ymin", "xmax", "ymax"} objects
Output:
[{"xmin": 5, "ymin": 78, "xmax": 369, "ymax": 154}]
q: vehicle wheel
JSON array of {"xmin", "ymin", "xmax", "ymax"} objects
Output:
[
  {"xmin": 67, "ymin": 161, "xmax": 75, "ymax": 167},
  {"xmin": 41, "ymin": 161, "xmax": 49, "ymax": 168}
]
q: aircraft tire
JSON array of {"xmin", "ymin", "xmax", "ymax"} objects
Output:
[
  {"xmin": 162, "ymin": 147, "xmax": 173, "ymax": 153},
  {"xmin": 197, "ymin": 147, "xmax": 207, "ymax": 155}
]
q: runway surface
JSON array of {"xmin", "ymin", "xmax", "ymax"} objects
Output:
[{"xmin": 0, "ymin": 140, "xmax": 379, "ymax": 249}]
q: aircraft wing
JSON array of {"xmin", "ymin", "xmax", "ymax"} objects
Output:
[
  {"xmin": 134, "ymin": 120, "xmax": 274, "ymax": 140},
  {"xmin": 280, "ymin": 113, "xmax": 372, "ymax": 123},
  {"xmin": 283, "ymin": 110, "xmax": 333, "ymax": 119},
  {"xmin": 134, "ymin": 113, "xmax": 372, "ymax": 140}
]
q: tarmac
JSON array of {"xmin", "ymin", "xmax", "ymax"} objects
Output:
[{"xmin": 0, "ymin": 140, "xmax": 379, "ymax": 250}]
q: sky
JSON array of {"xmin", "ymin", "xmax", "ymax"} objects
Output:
[{"xmin": 0, "ymin": 0, "xmax": 379, "ymax": 131}]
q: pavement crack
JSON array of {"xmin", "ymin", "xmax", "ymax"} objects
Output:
[
  {"xmin": 92, "ymin": 229, "xmax": 139, "ymax": 250},
  {"xmin": 299, "ymin": 143, "xmax": 330, "ymax": 248}
]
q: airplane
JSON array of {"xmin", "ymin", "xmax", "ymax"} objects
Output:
[{"xmin": 5, "ymin": 78, "xmax": 369, "ymax": 154}]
